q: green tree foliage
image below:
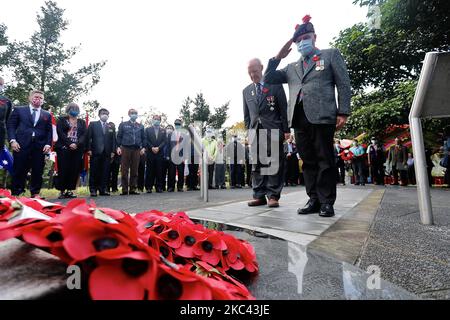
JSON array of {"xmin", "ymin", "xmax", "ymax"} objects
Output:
[
  {"xmin": 208, "ymin": 101, "xmax": 230, "ymax": 129},
  {"xmin": 179, "ymin": 97, "xmax": 192, "ymax": 126},
  {"xmin": 192, "ymin": 93, "xmax": 211, "ymax": 124},
  {"xmin": 334, "ymin": 0, "xmax": 450, "ymax": 92},
  {"xmin": 178, "ymin": 93, "xmax": 229, "ymax": 132},
  {"xmin": 0, "ymin": 1, "xmax": 106, "ymax": 114},
  {"xmin": 333, "ymin": 0, "xmax": 450, "ymax": 144}
]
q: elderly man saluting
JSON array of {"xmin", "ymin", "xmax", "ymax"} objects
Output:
[{"xmin": 264, "ymin": 15, "xmax": 352, "ymax": 217}]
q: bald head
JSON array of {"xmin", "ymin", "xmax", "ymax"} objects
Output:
[{"xmin": 248, "ymin": 58, "xmax": 264, "ymax": 84}]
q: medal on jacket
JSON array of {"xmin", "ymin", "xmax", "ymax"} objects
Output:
[
  {"xmin": 315, "ymin": 59, "xmax": 325, "ymax": 71},
  {"xmin": 267, "ymin": 96, "xmax": 275, "ymax": 111}
]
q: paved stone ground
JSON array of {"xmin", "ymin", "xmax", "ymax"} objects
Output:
[{"xmin": 357, "ymin": 186, "xmax": 450, "ymax": 300}]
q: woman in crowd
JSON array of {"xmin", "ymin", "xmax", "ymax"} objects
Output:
[{"xmin": 54, "ymin": 103, "xmax": 87, "ymax": 199}]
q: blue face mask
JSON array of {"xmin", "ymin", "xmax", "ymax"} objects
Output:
[
  {"xmin": 297, "ymin": 38, "xmax": 314, "ymax": 57},
  {"xmin": 69, "ymin": 110, "xmax": 79, "ymax": 117},
  {"xmin": 175, "ymin": 124, "xmax": 181, "ymax": 130},
  {"xmin": 153, "ymin": 120, "xmax": 161, "ymax": 127},
  {"xmin": 130, "ymin": 114, "xmax": 138, "ymax": 122}
]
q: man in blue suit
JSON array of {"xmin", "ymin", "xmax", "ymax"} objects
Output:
[{"xmin": 7, "ymin": 90, "xmax": 52, "ymax": 197}]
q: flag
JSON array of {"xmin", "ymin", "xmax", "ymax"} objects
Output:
[{"xmin": 0, "ymin": 146, "xmax": 13, "ymax": 174}]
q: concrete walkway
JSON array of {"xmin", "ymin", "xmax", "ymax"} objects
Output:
[{"xmin": 187, "ymin": 186, "xmax": 376, "ymax": 247}]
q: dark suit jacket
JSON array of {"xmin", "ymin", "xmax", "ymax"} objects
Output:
[
  {"xmin": 0, "ymin": 95, "xmax": 13, "ymax": 148},
  {"xmin": 54, "ymin": 117, "xmax": 87, "ymax": 151},
  {"xmin": 145, "ymin": 126, "xmax": 166, "ymax": 157},
  {"xmin": 243, "ymin": 83, "xmax": 289, "ymax": 133},
  {"xmin": 6, "ymin": 106, "xmax": 52, "ymax": 149},
  {"xmin": 86, "ymin": 120, "xmax": 116, "ymax": 156}
]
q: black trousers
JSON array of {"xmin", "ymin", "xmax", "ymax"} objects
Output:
[
  {"xmin": 138, "ymin": 154, "xmax": 146, "ymax": 191},
  {"xmin": 187, "ymin": 163, "xmax": 199, "ymax": 189},
  {"xmin": 370, "ymin": 162, "xmax": 385, "ymax": 185},
  {"xmin": 167, "ymin": 161, "xmax": 185, "ymax": 190},
  {"xmin": 392, "ymin": 166, "xmax": 407, "ymax": 185},
  {"xmin": 293, "ymin": 104, "xmax": 337, "ymax": 205},
  {"xmin": 89, "ymin": 152, "xmax": 111, "ymax": 193},
  {"xmin": 162, "ymin": 159, "xmax": 170, "ymax": 190},
  {"xmin": 285, "ymin": 155, "xmax": 300, "ymax": 185},
  {"xmin": 245, "ymin": 160, "xmax": 252, "ymax": 186},
  {"xmin": 109, "ymin": 154, "xmax": 120, "ymax": 192},
  {"xmin": 145, "ymin": 153, "xmax": 164, "ymax": 191},
  {"xmin": 230, "ymin": 163, "xmax": 242, "ymax": 187},
  {"xmin": 336, "ymin": 158, "xmax": 345, "ymax": 184},
  {"xmin": 12, "ymin": 143, "xmax": 46, "ymax": 195},
  {"xmin": 56, "ymin": 148, "xmax": 83, "ymax": 191},
  {"xmin": 208, "ymin": 163, "xmax": 215, "ymax": 187}
]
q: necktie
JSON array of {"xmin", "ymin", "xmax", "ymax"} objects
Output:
[
  {"xmin": 256, "ymin": 83, "xmax": 262, "ymax": 102},
  {"xmin": 102, "ymin": 121, "xmax": 106, "ymax": 134},
  {"xmin": 32, "ymin": 108, "xmax": 38, "ymax": 126}
]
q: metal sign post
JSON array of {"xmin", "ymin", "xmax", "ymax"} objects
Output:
[
  {"xmin": 409, "ymin": 51, "xmax": 450, "ymax": 225},
  {"xmin": 188, "ymin": 125, "xmax": 209, "ymax": 202}
]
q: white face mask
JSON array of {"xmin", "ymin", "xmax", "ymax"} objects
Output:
[{"xmin": 100, "ymin": 114, "xmax": 109, "ymax": 122}]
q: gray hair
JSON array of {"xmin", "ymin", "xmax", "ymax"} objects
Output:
[{"xmin": 66, "ymin": 102, "xmax": 80, "ymax": 114}]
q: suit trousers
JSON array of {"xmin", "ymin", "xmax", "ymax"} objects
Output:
[
  {"xmin": 293, "ymin": 104, "xmax": 337, "ymax": 205},
  {"xmin": 215, "ymin": 163, "xmax": 226, "ymax": 187},
  {"xmin": 56, "ymin": 148, "xmax": 83, "ymax": 191},
  {"xmin": 285, "ymin": 155, "xmax": 300, "ymax": 185},
  {"xmin": 187, "ymin": 163, "xmax": 199, "ymax": 189},
  {"xmin": 138, "ymin": 154, "xmax": 146, "ymax": 191},
  {"xmin": 145, "ymin": 152, "xmax": 164, "ymax": 191},
  {"xmin": 167, "ymin": 161, "xmax": 185, "ymax": 190},
  {"xmin": 252, "ymin": 127, "xmax": 284, "ymax": 200},
  {"xmin": 230, "ymin": 163, "xmax": 242, "ymax": 187},
  {"xmin": 245, "ymin": 160, "xmax": 252, "ymax": 186},
  {"xmin": 336, "ymin": 158, "xmax": 346, "ymax": 184},
  {"xmin": 207, "ymin": 163, "xmax": 215, "ymax": 187},
  {"xmin": 89, "ymin": 152, "xmax": 111, "ymax": 193},
  {"xmin": 109, "ymin": 154, "xmax": 121, "ymax": 192},
  {"xmin": 12, "ymin": 143, "xmax": 46, "ymax": 195},
  {"xmin": 121, "ymin": 147, "xmax": 140, "ymax": 192},
  {"xmin": 370, "ymin": 162, "xmax": 385, "ymax": 185}
]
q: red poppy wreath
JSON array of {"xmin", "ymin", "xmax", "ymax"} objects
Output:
[{"xmin": 0, "ymin": 189, "xmax": 258, "ymax": 300}]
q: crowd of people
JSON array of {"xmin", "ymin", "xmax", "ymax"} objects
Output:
[{"xmin": 1, "ymin": 82, "xmax": 449, "ymax": 202}]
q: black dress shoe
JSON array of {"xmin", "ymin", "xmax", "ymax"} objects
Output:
[
  {"xmin": 156, "ymin": 189, "xmax": 163, "ymax": 193},
  {"xmin": 167, "ymin": 188, "xmax": 175, "ymax": 192},
  {"xmin": 129, "ymin": 191, "xmax": 140, "ymax": 195},
  {"xmin": 99, "ymin": 192, "xmax": 110, "ymax": 196},
  {"xmin": 120, "ymin": 192, "xmax": 129, "ymax": 196},
  {"xmin": 146, "ymin": 190, "xmax": 152, "ymax": 193},
  {"xmin": 65, "ymin": 191, "xmax": 77, "ymax": 198},
  {"xmin": 319, "ymin": 204, "xmax": 335, "ymax": 217},
  {"xmin": 177, "ymin": 189, "xmax": 184, "ymax": 192},
  {"xmin": 90, "ymin": 192, "xmax": 97, "ymax": 197},
  {"xmin": 297, "ymin": 199, "xmax": 321, "ymax": 215}
]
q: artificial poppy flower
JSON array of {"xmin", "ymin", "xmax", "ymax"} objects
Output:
[
  {"xmin": 89, "ymin": 249, "xmax": 159, "ymax": 300},
  {"xmin": 149, "ymin": 262, "xmax": 213, "ymax": 300},
  {"xmin": 62, "ymin": 215, "xmax": 141, "ymax": 262},
  {"xmin": 193, "ymin": 230, "xmax": 227, "ymax": 266},
  {"xmin": 174, "ymin": 223, "xmax": 207, "ymax": 258}
]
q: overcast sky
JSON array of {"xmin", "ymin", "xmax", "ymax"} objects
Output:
[{"xmin": 1, "ymin": 0, "xmax": 368, "ymax": 126}]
